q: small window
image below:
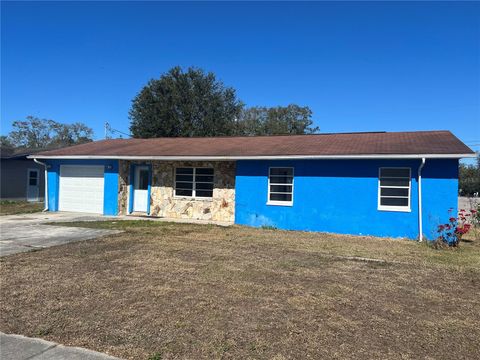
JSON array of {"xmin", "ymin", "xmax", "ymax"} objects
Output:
[
  {"xmin": 378, "ymin": 168, "xmax": 411, "ymax": 211},
  {"xmin": 268, "ymin": 167, "xmax": 293, "ymax": 205},
  {"xmin": 28, "ymin": 170, "xmax": 38, "ymax": 186},
  {"xmin": 175, "ymin": 167, "xmax": 214, "ymax": 198},
  {"xmin": 138, "ymin": 169, "xmax": 149, "ymax": 190}
]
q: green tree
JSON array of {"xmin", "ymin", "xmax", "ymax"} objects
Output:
[
  {"xmin": 0, "ymin": 135, "xmax": 14, "ymax": 148},
  {"xmin": 459, "ymin": 153, "xmax": 480, "ymax": 196},
  {"xmin": 129, "ymin": 67, "xmax": 243, "ymax": 137},
  {"xmin": 48, "ymin": 121, "xmax": 94, "ymax": 147},
  {"xmin": 6, "ymin": 116, "xmax": 93, "ymax": 149},
  {"xmin": 9, "ymin": 116, "xmax": 51, "ymax": 148},
  {"xmin": 236, "ymin": 105, "xmax": 319, "ymax": 136},
  {"xmin": 0, "ymin": 136, "xmax": 15, "ymax": 157}
]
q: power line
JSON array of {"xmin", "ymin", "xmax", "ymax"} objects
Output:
[{"xmin": 104, "ymin": 122, "xmax": 131, "ymax": 139}]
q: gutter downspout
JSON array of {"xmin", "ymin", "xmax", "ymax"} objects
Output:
[
  {"xmin": 418, "ymin": 158, "xmax": 426, "ymax": 241},
  {"xmin": 33, "ymin": 158, "xmax": 48, "ymax": 212}
]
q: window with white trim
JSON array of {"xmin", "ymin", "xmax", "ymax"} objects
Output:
[
  {"xmin": 175, "ymin": 167, "xmax": 214, "ymax": 198},
  {"xmin": 378, "ymin": 168, "xmax": 411, "ymax": 211},
  {"xmin": 268, "ymin": 167, "xmax": 294, "ymax": 205}
]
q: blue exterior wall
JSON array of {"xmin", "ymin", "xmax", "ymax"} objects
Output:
[
  {"xmin": 235, "ymin": 159, "xmax": 458, "ymax": 239},
  {"xmin": 422, "ymin": 159, "xmax": 459, "ymax": 239},
  {"xmin": 45, "ymin": 159, "xmax": 119, "ymax": 215}
]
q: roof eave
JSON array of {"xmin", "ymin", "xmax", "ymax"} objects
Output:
[{"xmin": 28, "ymin": 153, "xmax": 476, "ymax": 160}]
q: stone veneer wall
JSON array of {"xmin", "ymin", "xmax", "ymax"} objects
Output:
[{"xmin": 118, "ymin": 160, "xmax": 235, "ymax": 222}]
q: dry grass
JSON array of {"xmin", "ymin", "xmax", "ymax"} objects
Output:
[
  {"xmin": 1, "ymin": 221, "xmax": 479, "ymax": 359},
  {"xmin": 0, "ymin": 200, "xmax": 44, "ymax": 215}
]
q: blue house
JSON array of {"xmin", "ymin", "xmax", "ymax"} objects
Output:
[{"xmin": 30, "ymin": 130, "xmax": 475, "ymax": 240}]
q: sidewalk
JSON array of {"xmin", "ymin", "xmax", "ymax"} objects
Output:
[{"xmin": 0, "ymin": 333, "xmax": 120, "ymax": 360}]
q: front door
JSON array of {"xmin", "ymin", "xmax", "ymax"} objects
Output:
[
  {"xmin": 26, "ymin": 169, "xmax": 40, "ymax": 202},
  {"xmin": 133, "ymin": 166, "xmax": 149, "ymax": 212}
]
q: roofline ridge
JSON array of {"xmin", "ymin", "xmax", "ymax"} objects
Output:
[{"xmin": 114, "ymin": 129, "xmax": 452, "ymax": 141}]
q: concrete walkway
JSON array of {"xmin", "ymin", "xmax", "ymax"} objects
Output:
[{"xmin": 0, "ymin": 333, "xmax": 120, "ymax": 360}]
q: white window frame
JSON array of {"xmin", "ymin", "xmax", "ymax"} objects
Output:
[
  {"xmin": 267, "ymin": 167, "xmax": 294, "ymax": 206},
  {"xmin": 378, "ymin": 167, "xmax": 411, "ymax": 212},
  {"xmin": 174, "ymin": 167, "xmax": 214, "ymax": 200},
  {"xmin": 25, "ymin": 168, "xmax": 40, "ymax": 201}
]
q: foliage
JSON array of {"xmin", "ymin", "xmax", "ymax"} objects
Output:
[
  {"xmin": 473, "ymin": 203, "xmax": 480, "ymax": 228},
  {"xmin": 129, "ymin": 66, "xmax": 319, "ymax": 138},
  {"xmin": 459, "ymin": 154, "xmax": 480, "ymax": 196},
  {"xmin": 260, "ymin": 225, "xmax": 278, "ymax": 230},
  {"xmin": 147, "ymin": 353, "xmax": 163, "ymax": 360},
  {"xmin": 0, "ymin": 136, "xmax": 15, "ymax": 157},
  {"xmin": 435, "ymin": 208, "xmax": 476, "ymax": 247},
  {"xmin": 6, "ymin": 116, "xmax": 93, "ymax": 149},
  {"xmin": 47, "ymin": 121, "xmax": 93, "ymax": 148},
  {"xmin": 129, "ymin": 66, "xmax": 243, "ymax": 138},
  {"xmin": 236, "ymin": 105, "xmax": 319, "ymax": 136},
  {"xmin": 8, "ymin": 117, "xmax": 50, "ymax": 149},
  {"xmin": 0, "ymin": 135, "xmax": 14, "ymax": 148}
]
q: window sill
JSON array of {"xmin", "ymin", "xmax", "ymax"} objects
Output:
[
  {"xmin": 267, "ymin": 201, "xmax": 293, "ymax": 207},
  {"xmin": 174, "ymin": 196, "xmax": 213, "ymax": 202},
  {"xmin": 378, "ymin": 206, "xmax": 411, "ymax": 213}
]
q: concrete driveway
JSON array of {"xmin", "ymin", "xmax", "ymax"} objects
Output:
[
  {"xmin": 0, "ymin": 212, "xmax": 121, "ymax": 257},
  {"xmin": 0, "ymin": 332, "xmax": 120, "ymax": 360}
]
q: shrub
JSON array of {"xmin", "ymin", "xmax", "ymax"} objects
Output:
[
  {"xmin": 261, "ymin": 225, "xmax": 277, "ymax": 230},
  {"xmin": 435, "ymin": 209, "xmax": 476, "ymax": 247}
]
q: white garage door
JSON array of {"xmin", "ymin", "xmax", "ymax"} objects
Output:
[{"xmin": 59, "ymin": 165, "xmax": 105, "ymax": 214}]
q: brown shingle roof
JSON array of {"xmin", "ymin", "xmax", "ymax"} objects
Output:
[{"xmin": 31, "ymin": 131, "xmax": 474, "ymax": 159}]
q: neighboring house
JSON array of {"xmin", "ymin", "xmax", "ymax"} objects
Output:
[
  {"xmin": 30, "ymin": 130, "xmax": 475, "ymax": 240},
  {"xmin": 1, "ymin": 150, "xmax": 45, "ymax": 202}
]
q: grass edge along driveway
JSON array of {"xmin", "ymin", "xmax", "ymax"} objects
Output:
[{"xmin": 0, "ymin": 200, "xmax": 44, "ymax": 216}]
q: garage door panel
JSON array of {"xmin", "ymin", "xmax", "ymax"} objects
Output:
[{"xmin": 59, "ymin": 165, "xmax": 104, "ymax": 214}]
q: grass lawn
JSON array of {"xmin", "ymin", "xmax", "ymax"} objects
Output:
[
  {"xmin": 1, "ymin": 221, "xmax": 479, "ymax": 359},
  {"xmin": 0, "ymin": 200, "xmax": 44, "ymax": 215}
]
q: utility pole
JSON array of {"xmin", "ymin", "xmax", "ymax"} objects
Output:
[
  {"xmin": 104, "ymin": 122, "xmax": 110, "ymax": 139},
  {"xmin": 103, "ymin": 121, "xmax": 131, "ymax": 139}
]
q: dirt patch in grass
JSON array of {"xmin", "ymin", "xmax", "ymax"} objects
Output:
[
  {"xmin": 0, "ymin": 200, "xmax": 44, "ymax": 215},
  {"xmin": 1, "ymin": 222, "xmax": 479, "ymax": 359}
]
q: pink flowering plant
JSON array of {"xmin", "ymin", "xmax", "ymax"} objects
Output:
[{"xmin": 436, "ymin": 208, "xmax": 476, "ymax": 247}]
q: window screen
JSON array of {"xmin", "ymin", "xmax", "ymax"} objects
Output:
[
  {"xmin": 268, "ymin": 167, "xmax": 293, "ymax": 205},
  {"xmin": 175, "ymin": 167, "xmax": 214, "ymax": 198},
  {"xmin": 379, "ymin": 168, "xmax": 411, "ymax": 210},
  {"xmin": 28, "ymin": 170, "xmax": 38, "ymax": 186}
]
